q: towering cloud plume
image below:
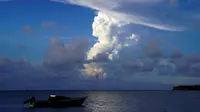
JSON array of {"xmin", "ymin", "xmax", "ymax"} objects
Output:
[
  {"xmin": 87, "ymin": 12, "xmax": 138, "ymax": 60},
  {"xmin": 52, "ymin": 0, "xmax": 199, "ymax": 61}
]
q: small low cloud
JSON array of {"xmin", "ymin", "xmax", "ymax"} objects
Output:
[
  {"xmin": 41, "ymin": 21, "xmax": 57, "ymax": 29},
  {"xmin": 141, "ymin": 39, "xmax": 162, "ymax": 58},
  {"xmin": 23, "ymin": 25, "xmax": 36, "ymax": 34},
  {"xmin": 40, "ymin": 21, "xmax": 68, "ymax": 32},
  {"xmin": 82, "ymin": 62, "xmax": 106, "ymax": 77},
  {"xmin": 170, "ymin": 48, "xmax": 183, "ymax": 59},
  {"xmin": 43, "ymin": 37, "xmax": 89, "ymax": 71}
]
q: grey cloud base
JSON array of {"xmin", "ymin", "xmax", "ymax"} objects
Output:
[{"xmin": 1, "ymin": 38, "xmax": 200, "ymax": 90}]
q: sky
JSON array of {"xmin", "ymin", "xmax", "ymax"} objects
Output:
[{"xmin": 1, "ymin": 0, "xmax": 200, "ymax": 90}]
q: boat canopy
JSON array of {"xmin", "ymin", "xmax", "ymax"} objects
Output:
[{"xmin": 50, "ymin": 95, "xmax": 56, "ymax": 97}]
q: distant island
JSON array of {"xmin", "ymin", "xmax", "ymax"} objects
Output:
[{"xmin": 172, "ymin": 85, "xmax": 200, "ymax": 90}]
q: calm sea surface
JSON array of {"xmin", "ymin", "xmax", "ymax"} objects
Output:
[{"xmin": 0, "ymin": 91, "xmax": 200, "ymax": 112}]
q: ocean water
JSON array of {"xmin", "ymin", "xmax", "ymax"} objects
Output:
[{"xmin": 0, "ymin": 91, "xmax": 200, "ymax": 112}]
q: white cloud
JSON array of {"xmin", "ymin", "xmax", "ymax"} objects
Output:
[
  {"xmin": 87, "ymin": 12, "xmax": 139, "ymax": 60},
  {"xmin": 52, "ymin": 0, "xmax": 188, "ymax": 31},
  {"xmin": 81, "ymin": 62, "xmax": 107, "ymax": 77}
]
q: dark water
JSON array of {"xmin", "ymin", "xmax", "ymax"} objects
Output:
[{"xmin": 0, "ymin": 91, "xmax": 200, "ymax": 112}]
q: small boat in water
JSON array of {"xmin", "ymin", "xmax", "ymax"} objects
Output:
[{"xmin": 23, "ymin": 95, "xmax": 87, "ymax": 108}]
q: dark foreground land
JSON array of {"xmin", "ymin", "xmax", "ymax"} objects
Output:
[{"xmin": 173, "ymin": 85, "xmax": 200, "ymax": 90}]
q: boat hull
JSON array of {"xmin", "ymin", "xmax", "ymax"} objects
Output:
[{"xmin": 29, "ymin": 97, "xmax": 87, "ymax": 108}]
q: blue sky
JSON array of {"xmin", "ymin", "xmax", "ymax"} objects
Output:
[
  {"xmin": 1, "ymin": 0, "xmax": 200, "ymax": 90},
  {"xmin": 0, "ymin": 0, "xmax": 96, "ymax": 62}
]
